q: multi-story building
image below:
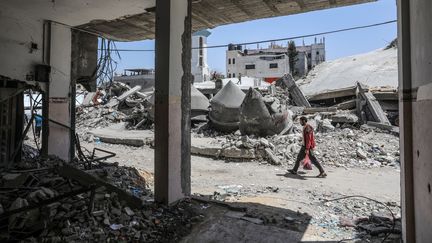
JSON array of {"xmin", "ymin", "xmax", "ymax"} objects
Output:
[
  {"xmin": 295, "ymin": 38, "xmax": 326, "ymax": 77},
  {"xmin": 191, "ymin": 30, "xmax": 211, "ymax": 83},
  {"xmin": 226, "ymin": 38, "xmax": 326, "ymax": 82}
]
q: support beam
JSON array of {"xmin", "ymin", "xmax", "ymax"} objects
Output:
[
  {"xmin": 263, "ymin": 0, "xmax": 281, "ymax": 14},
  {"xmin": 46, "ymin": 22, "xmax": 73, "ymax": 161},
  {"xmin": 154, "ymin": 0, "xmax": 192, "ymax": 204},
  {"xmin": 231, "ymin": 0, "xmax": 254, "ymax": 17}
]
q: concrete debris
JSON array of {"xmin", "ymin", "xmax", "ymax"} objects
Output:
[
  {"xmin": 239, "ymin": 88, "xmax": 292, "ymax": 137},
  {"xmin": 0, "ymin": 155, "xmax": 201, "ymax": 242},
  {"xmin": 330, "ymin": 111, "xmax": 359, "ymax": 124},
  {"xmin": 356, "ymin": 148, "xmax": 368, "ymax": 160},
  {"xmin": 194, "ymin": 116, "xmax": 399, "ymax": 168},
  {"xmin": 209, "ymin": 81, "xmax": 245, "ymax": 132},
  {"xmin": 275, "ymin": 74, "xmax": 311, "ymax": 107},
  {"xmin": 306, "ymin": 192, "xmax": 402, "ymax": 241},
  {"xmin": 264, "ymin": 148, "xmax": 281, "ymax": 165}
]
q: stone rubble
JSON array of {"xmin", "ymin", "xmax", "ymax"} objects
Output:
[
  {"xmin": 0, "ymin": 156, "xmax": 202, "ymax": 242},
  {"xmin": 195, "ymin": 118, "xmax": 399, "ymax": 169}
]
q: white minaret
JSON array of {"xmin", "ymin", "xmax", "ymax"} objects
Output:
[{"xmin": 191, "ymin": 30, "xmax": 211, "ymax": 82}]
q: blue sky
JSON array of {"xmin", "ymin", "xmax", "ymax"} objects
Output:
[{"xmin": 111, "ymin": 0, "xmax": 397, "ymax": 74}]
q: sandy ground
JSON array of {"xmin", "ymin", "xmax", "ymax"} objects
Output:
[
  {"xmin": 81, "ymin": 140, "xmax": 401, "ymax": 241},
  {"xmin": 82, "ymin": 141, "xmax": 399, "ymax": 201}
]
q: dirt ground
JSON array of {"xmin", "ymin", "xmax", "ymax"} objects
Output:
[{"xmin": 82, "ymin": 140, "xmax": 401, "ymax": 241}]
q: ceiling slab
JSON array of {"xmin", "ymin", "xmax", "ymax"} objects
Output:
[{"xmin": 78, "ymin": 0, "xmax": 376, "ymax": 41}]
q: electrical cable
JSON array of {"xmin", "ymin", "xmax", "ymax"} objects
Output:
[{"xmin": 108, "ymin": 20, "xmax": 397, "ymax": 52}]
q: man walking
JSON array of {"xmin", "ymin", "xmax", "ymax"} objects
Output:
[{"xmin": 288, "ymin": 116, "xmax": 327, "ymax": 178}]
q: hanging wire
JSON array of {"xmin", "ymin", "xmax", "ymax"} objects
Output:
[{"xmin": 95, "ymin": 39, "xmax": 121, "ymax": 88}]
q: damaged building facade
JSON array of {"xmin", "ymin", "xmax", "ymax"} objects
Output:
[
  {"xmin": 0, "ymin": 0, "xmax": 431, "ymax": 242},
  {"xmin": 226, "ymin": 39, "xmax": 325, "ymax": 81}
]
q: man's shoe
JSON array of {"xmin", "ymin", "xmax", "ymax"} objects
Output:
[
  {"xmin": 287, "ymin": 169, "xmax": 297, "ymax": 175},
  {"xmin": 317, "ymin": 172, "xmax": 327, "ymax": 178}
]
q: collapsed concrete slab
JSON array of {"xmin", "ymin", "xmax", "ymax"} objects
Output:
[
  {"xmin": 191, "ymin": 137, "xmax": 256, "ymax": 160},
  {"xmin": 90, "ymin": 123, "xmax": 154, "ymax": 147},
  {"xmin": 239, "ymin": 88, "xmax": 292, "ymax": 137},
  {"xmin": 106, "ymin": 85, "xmax": 142, "ymax": 108},
  {"xmin": 209, "ymin": 81, "xmax": 246, "ymax": 132}
]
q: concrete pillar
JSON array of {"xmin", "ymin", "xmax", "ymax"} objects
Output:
[
  {"xmin": 154, "ymin": 0, "xmax": 192, "ymax": 204},
  {"xmin": 46, "ymin": 22, "xmax": 73, "ymax": 161},
  {"xmin": 398, "ymin": 0, "xmax": 432, "ymax": 242}
]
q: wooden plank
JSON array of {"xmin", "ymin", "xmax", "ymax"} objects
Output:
[
  {"xmin": 308, "ymin": 86, "xmax": 356, "ymax": 101},
  {"xmin": 303, "ymin": 107, "xmax": 337, "ymax": 114},
  {"xmin": 276, "ymin": 74, "xmax": 311, "ymax": 107}
]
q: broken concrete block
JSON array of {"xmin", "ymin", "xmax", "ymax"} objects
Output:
[
  {"xmin": 318, "ymin": 119, "xmax": 335, "ymax": 132},
  {"xmin": 107, "ymin": 85, "xmax": 142, "ymax": 108},
  {"xmin": 209, "ymin": 81, "xmax": 245, "ymax": 132},
  {"xmin": 356, "ymin": 149, "xmax": 368, "ymax": 160},
  {"xmin": 191, "ymin": 137, "xmax": 222, "ymax": 157},
  {"xmin": 221, "ymin": 147, "xmax": 256, "ymax": 159},
  {"xmin": 124, "ymin": 207, "xmax": 135, "ymax": 216},
  {"xmin": 331, "ymin": 111, "xmax": 359, "ymax": 124},
  {"xmin": 240, "ymin": 88, "xmax": 292, "ymax": 137},
  {"xmin": 264, "ymin": 148, "xmax": 281, "ymax": 165}
]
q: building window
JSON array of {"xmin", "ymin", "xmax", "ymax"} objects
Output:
[
  {"xmin": 228, "ymin": 73, "xmax": 231, "ymax": 78},
  {"xmin": 269, "ymin": 63, "xmax": 278, "ymax": 69},
  {"xmin": 228, "ymin": 58, "xmax": 231, "ymax": 64},
  {"xmin": 233, "ymin": 58, "xmax": 236, "ymax": 64},
  {"xmin": 316, "ymin": 51, "xmax": 319, "ymax": 55},
  {"xmin": 233, "ymin": 73, "xmax": 236, "ymax": 78},
  {"xmin": 308, "ymin": 53, "xmax": 312, "ymax": 58},
  {"xmin": 199, "ymin": 57, "xmax": 203, "ymax": 67},
  {"xmin": 245, "ymin": 64, "xmax": 255, "ymax": 70}
]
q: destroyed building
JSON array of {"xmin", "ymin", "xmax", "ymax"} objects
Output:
[
  {"xmin": 0, "ymin": 0, "xmax": 431, "ymax": 242},
  {"xmin": 226, "ymin": 39, "xmax": 326, "ymax": 81}
]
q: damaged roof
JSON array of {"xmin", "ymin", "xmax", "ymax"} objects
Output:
[{"xmin": 79, "ymin": 0, "xmax": 376, "ymax": 41}]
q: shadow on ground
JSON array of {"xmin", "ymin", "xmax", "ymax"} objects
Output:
[{"xmin": 181, "ymin": 197, "xmax": 340, "ymax": 243}]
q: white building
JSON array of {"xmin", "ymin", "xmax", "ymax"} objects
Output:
[
  {"xmin": 191, "ymin": 30, "xmax": 211, "ymax": 83},
  {"xmin": 226, "ymin": 44, "xmax": 289, "ymax": 83},
  {"xmin": 226, "ymin": 39, "xmax": 326, "ymax": 82}
]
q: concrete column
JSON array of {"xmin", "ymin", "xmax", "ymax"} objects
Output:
[
  {"xmin": 397, "ymin": 1, "xmax": 415, "ymax": 242},
  {"xmin": 398, "ymin": 0, "xmax": 432, "ymax": 242},
  {"xmin": 46, "ymin": 22, "xmax": 73, "ymax": 161},
  {"xmin": 154, "ymin": 0, "xmax": 192, "ymax": 204}
]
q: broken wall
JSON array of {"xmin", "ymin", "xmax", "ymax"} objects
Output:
[
  {"xmin": 0, "ymin": 8, "xmax": 74, "ymax": 161},
  {"xmin": 0, "ymin": 9, "xmax": 44, "ymax": 81}
]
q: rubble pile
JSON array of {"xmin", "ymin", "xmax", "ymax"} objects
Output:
[
  {"xmin": 77, "ymin": 82, "xmax": 152, "ymax": 130},
  {"xmin": 196, "ymin": 118, "xmax": 399, "ymax": 168},
  {"xmin": 311, "ymin": 196, "xmax": 401, "ymax": 241},
  {"xmin": 0, "ymin": 156, "xmax": 201, "ymax": 242},
  {"xmin": 239, "ymin": 88, "xmax": 292, "ymax": 137}
]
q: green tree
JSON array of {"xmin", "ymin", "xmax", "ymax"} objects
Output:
[{"xmin": 287, "ymin": 41, "xmax": 298, "ymax": 76}]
